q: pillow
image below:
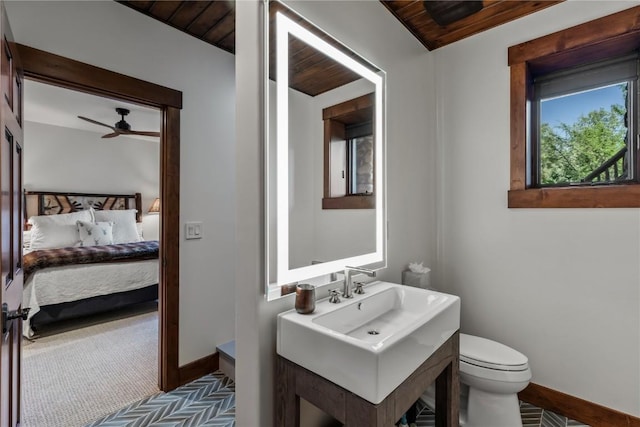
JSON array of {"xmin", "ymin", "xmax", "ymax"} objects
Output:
[
  {"xmin": 77, "ymin": 221, "xmax": 114, "ymax": 246},
  {"xmin": 28, "ymin": 210, "xmax": 92, "ymax": 250},
  {"xmin": 23, "ymin": 230, "xmax": 31, "ymax": 249},
  {"xmin": 136, "ymin": 222, "xmax": 144, "ymax": 241},
  {"xmin": 92, "ymin": 209, "xmax": 141, "ymax": 244}
]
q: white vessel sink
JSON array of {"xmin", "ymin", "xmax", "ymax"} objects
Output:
[{"xmin": 276, "ymin": 281, "xmax": 460, "ymax": 404}]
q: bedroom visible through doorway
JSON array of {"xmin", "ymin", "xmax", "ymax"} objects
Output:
[{"xmin": 21, "ymin": 79, "xmax": 162, "ymax": 426}]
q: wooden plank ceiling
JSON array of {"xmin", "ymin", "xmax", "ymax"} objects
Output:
[
  {"xmin": 117, "ymin": 1, "xmax": 235, "ymax": 54},
  {"xmin": 117, "ymin": 1, "xmax": 564, "ymax": 95},
  {"xmin": 268, "ymin": 1, "xmax": 368, "ymax": 97},
  {"xmin": 381, "ymin": 0, "xmax": 564, "ymax": 51},
  {"xmin": 118, "ymin": 1, "xmax": 566, "ymax": 54}
]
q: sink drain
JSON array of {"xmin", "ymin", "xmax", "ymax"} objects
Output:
[{"xmin": 368, "ymin": 330, "xmax": 380, "ymax": 335}]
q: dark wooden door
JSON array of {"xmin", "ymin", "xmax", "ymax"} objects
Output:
[{"xmin": 0, "ymin": 1, "xmax": 24, "ymax": 425}]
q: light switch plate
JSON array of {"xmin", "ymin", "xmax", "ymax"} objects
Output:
[{"xmin": 185, "ymin": 222, "xmax": 203, "ymax": 240}]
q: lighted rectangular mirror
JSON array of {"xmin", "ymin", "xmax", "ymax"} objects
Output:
[{"xmin": 265, "ymin": 1, "xmax": 386, "ymax": 300}]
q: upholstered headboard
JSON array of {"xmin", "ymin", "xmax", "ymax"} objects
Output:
[{"xmin": 24, "ymin": 191, "xmax": 143, "ymax": 224}]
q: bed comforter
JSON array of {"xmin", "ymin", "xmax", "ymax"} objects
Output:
[
  {"xmin": 22, "ymin": 240, "xmax": 159, "ymax": 337},
  {"xmin": 24, "ymin": 240, "xmax": 159, "ymax": 277}
]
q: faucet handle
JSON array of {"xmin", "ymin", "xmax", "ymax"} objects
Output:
[
  {"xmin": 328, "ymin": 288, "xmax": 342, "ymax": 303},
  {"xmin": 353, "ymin": 281, "xmax": 365, "ymax": 295}
]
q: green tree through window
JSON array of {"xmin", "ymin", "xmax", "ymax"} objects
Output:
[{"xmin": 539, "ymin": 84, "xmax": 628, "ymax": 185}]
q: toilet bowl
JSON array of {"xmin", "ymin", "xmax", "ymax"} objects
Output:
[{"xmin": 421, "ymin": 333, "xmax": 531, "ymax": 427}]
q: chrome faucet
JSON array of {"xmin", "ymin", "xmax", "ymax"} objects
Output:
[{"xmin": 343, "ymin": 266, "xmax": 376, "ymax": 299}]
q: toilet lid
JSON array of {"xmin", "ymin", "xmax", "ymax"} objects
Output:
[{"xmin": 460, "ymin": 334, "xmax": 529, "ymax": 371}]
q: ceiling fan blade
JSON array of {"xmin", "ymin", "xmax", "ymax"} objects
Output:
[
  {"xmin": 101, "ymin": 132, "xmax": 120, "ymax": 139},
  {"xmin": 123, "ymin": 130, "xmax": 161, "ymax": 137},
  {"xmin": 78, "ymin": 116, "xmax": 116, "ymax": 131}
]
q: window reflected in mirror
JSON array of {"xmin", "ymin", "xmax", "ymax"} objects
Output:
[
  {"xmin": 350, "ymin": 135, "xmax": 374, "ymax": 195},
  {"xmin": 323, "ymin": 93, "xmax": 375, "ymax": 209}
]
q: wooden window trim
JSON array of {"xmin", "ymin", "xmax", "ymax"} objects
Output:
[
  {"xmin": 508, "ymin": 6, "xmax": 640, "ymax": 208},
  {"xmin": 322, "ymin": 93, "xmax": 375, "ymax": 210},
  {"xmin": 322, "ymin": 195, "xmax": 374, "ymax": 209}
]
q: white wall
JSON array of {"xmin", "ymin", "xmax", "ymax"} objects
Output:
[
  {"xmin": 236, "ymin": 1, "xmax": 437, "ymax": 425},
  {"xmin": 24, "ymin": 121, "xmax": 160, "ymax": 239},
  {"xmin": 7, "ymin": 1, "xmax": 236, "ymax": 365},
  {"xmin": 435, "ymin": 1, "xmax": 640, "ymax": 415}
]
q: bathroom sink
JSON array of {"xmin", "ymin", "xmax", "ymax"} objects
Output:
[{"xmin": 276, "ymin": 281, "xmax": 460, "ymax": 404}]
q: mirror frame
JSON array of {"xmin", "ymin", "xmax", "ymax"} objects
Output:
[{"xmin": 265, "ymin": 1, "xmax": 387, "ymax": 299}]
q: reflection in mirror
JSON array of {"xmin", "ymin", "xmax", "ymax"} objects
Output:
[
  {"xmin": 266, "ymin": 1, "xmax": 386, "ymax": 300},
  {"xmin": 322, "ymin": 92, "xmax": 376, "ymax": 209}
]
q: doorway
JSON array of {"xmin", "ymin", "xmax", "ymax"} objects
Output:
[
  {"xmin": 20, "ymin": 78, "xmax": 163, "ymax": 426},
  {"xmin": 16, "ymin": 44, "xmax": 182, "ymax": 394}
]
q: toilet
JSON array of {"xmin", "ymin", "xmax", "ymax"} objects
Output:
[{"xmin": 421, "ymin": 333, "xmax": 531, "ymax": 427}]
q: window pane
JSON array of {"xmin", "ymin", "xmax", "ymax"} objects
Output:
[
  {"xmin": 539, "ymin": 82, "xmax": 629, "ymax": 185},
  {"xmin": 330, "ymin": 139, "xmax": 347, "ymax": 197},
  {"xmin": 349, "ymin": 135, "xmax": 374, "ymax": 194}
]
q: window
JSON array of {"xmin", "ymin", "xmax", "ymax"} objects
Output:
[
  {"xmin": 533, "ymin": 55, "xmax": 637, "ymax": 187},
  {"xmin": 508, "ymin": 6, "xmax": 640, "ymax": 208},
  {"xmin": 345, "ymin": 120, "xmax": 374, "ymax": 195},
  {"xmin": 348, "ymin": 132, "xmax": 374, "ymax": 195},
  {"xmin": 322, "ymin": 93, "xmax": 375, "ymax": 209}
]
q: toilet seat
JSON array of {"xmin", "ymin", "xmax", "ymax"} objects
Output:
[
  {"xmin": 460, "ymin": 359, "xmax": 532, "ymax": 385},
  {"xmin": 460, "ymin": 334, "xmax": 529, "ymax": 372}
]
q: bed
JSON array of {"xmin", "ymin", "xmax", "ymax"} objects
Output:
[{"xmin": 22, "ymin": 191, "xmax": 159, "ymax": 337}]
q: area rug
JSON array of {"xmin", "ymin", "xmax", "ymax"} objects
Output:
[{"xmin": 21, "ymin": 304, "xmax": 159, "ymax": 427}]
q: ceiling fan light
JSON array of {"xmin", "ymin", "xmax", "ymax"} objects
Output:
[
  {"xmin": 115, "ymin": 119, "xmax": 131, "ymax": 131},
  {"xmin": 115, "ymin": 107, "xmax": 131, "ymax": 131}
]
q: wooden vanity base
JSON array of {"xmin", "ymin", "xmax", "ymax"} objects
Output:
[{"xmin": 275, "ymin": 330, "xmax": 460, "ymax": 427}]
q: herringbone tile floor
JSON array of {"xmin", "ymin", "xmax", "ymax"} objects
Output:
[
  {"xmin": 86, "ymin": 372, "xmax": 235, "ymax": 427},
  {"xmin": 87, "ymin": 371, "xmax": 587, "ymax": 427},
  {"xmin": 415, "ymin": 401, "xmax": 589, "ymax": 427}
]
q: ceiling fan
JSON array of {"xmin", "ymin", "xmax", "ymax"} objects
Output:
[{"xmin": 78, "ymin": 107, "xmax": 160, "ymax": 139}]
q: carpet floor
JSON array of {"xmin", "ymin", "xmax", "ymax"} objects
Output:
[{"xmin": 22, "ymin": 303, "xmax": 160, "ymax": 427}]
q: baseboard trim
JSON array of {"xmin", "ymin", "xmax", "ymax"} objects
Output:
[
  {"xmin": 178, "ymin": 352, "xmax": 219, "ymax": 386},
  {"xmin": 519, "ymin": 383, "xmax": 640, "ymax": 427}
]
